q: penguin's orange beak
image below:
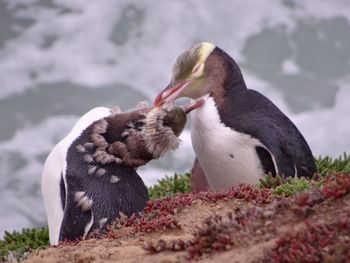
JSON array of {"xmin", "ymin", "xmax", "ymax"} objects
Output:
[
  {"xmin": 180, "ymin": 99, "xmax": 204, "ymax": 113},
  {"xmin": 154, "ymin": 81, "xmax": 191, "ymax": 106}
]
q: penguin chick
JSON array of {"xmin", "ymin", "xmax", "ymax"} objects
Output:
[
  {"xmin": 108, "ymin": 103, "xmax": 202, "ymax": 167},
  {"xmin": 142, "ymin": 106, "xmax": 187, "ymax": 158}
]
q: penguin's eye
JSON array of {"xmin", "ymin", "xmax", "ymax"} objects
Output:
[
  {"xmin": 192, "ymin": 64, "xmax": 201, "ymax": 73},
  {"xmin": 163, "ymin": 118, "xmax": 170, "ymax": 127},
  {"xmin": 191, "ymin": 64, "xmax": 204, "ymax": 78},
  {"xmin": 135, "ymin": 120, "xmax": 144, "ymax": 131}
]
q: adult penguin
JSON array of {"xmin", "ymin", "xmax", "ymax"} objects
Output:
[
  {"xmin": 154, "ymin": 42, "xmax": 317, "ymax": 191},
  {"xmin": 42, "ymin": 101, "xmax": 202, "ymax": 245}
]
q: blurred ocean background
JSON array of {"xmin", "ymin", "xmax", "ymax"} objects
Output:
[{"xmin": 0, "ymin": 0, "xmax": 349, "ymax": 236}]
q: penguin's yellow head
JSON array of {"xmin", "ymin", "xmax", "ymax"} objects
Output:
[{"xmin": 154, "ymin": 42, "xmax": 216, "ymax": 106}]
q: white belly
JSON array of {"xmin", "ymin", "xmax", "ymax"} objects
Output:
[{"xmin": 191, "ymin": 96, "xmax": 265, "ymax": 190}]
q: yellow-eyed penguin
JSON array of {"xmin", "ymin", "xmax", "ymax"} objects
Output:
[
  {"xmin": 41, "ymin": 101, "xmax": 202, "ymax": 245},
  {"xmin": 154, "ymin": 42, "xmax": 317, "ymax": 191}
]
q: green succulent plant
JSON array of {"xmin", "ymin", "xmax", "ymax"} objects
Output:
[
  {"xmin": 148, "ymin": 173, "xmax": 191, "ymax": 199},
  {"xmin": 272, "ymin": 177, "xmax": 316, "ymax": 196},
  {"xmin": 0, "ymin": 227, "xmax": 49, "ymax": 262},
  {"xmin": 315, "ymin": 153, "xmax": 350, "ymax": 176}
]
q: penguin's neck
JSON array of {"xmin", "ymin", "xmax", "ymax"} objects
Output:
[{"xmin": 208, "ymin": 48, "xmax": 247, "ymax": 104}]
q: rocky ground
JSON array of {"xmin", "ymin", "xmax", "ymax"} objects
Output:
[{"xmin": 23, "ymin": 173, "xmax": 350, "ymax": 263}]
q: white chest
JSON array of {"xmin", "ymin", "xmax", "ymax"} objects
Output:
[{"xmin": 190, "ymin": 97, "xmax": 265, "ymax": 190}]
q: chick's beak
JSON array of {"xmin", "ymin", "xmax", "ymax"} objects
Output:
[{"xmin": 154, "ymin": 80, "xmax": 191, "ymax": 106}]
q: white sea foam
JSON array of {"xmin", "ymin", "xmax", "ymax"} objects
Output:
[
  {"xmin": 1, "ymin": 0, "xmax": 349, "ymax": 99},
  {"xmin": 0, "ymin": 116, "xmax": 77, "ymax": 234},
  {"xmin": 293, "ymin": 85, "xmax": 350, "ymax": 157}
]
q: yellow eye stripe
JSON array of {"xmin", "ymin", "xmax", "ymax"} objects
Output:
[
  {"xmin": 198, "ymin": 42, "xmax": 215, "ymax": 64},
  {"xmin": 189, "ymin": 42, "xmax": 215, "ymax": 79}
]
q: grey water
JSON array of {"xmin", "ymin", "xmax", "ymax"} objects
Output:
[{"xmin": 0, "ymin": 0, "xmax": 349, "ymax": 236}]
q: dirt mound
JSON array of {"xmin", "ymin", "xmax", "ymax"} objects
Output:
[{"xmin": 25, "ymin": 173, "xmax": 350, "ymax": 263}]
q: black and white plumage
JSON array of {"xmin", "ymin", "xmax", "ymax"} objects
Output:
[
  {"xmin": 42, "ymin": 107, "xmax": 113, "ymax": 245},
  {"xmin": 42, "ymin": 102, "xmax": 196, "ymax": 245},
  {"xmin": 154, "ymin": 42, "xmax": 317, "ymax": 191}
]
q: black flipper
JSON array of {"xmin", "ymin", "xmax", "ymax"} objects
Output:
[
  {"xmin": 60, "ymin": 174, "xmax": 66, "ymax": 210},
  {"xmin": 59, "ymin": 190, "xmax": 92, "ymax": 242},
  {"xmin": 255, "ymin": 146, "xmax": 276, "ymax": 176}
]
